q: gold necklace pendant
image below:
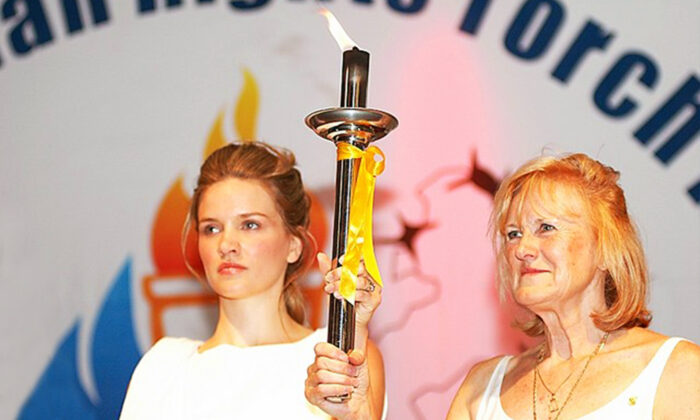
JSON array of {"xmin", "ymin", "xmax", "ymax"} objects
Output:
[
  {"xmin": 532, "ymin": 332, "xmax": 610, "ymax": 420},
  {"xmin": 548, "ymin": 393, "xmax": 560, "ymax": 420},
  {"xmin": 548, "ymin": 394, "xmax": 559, "ymax": 413}
]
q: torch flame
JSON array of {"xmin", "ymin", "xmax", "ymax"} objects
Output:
[{"xmin": 319, "ymin": 8, "xmax": 357, "ymax": 51}]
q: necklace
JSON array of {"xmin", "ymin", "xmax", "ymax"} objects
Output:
[
  {"xmin": 532, "ymin": 332, "xmax": 610, "ymax": 420},
  {"xmin": 535, "ymin": 356, "xmax": 576, "ymax": 413}
]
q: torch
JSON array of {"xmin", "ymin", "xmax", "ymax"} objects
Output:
[{"xmin": 306, "ymin": 9, "xmax": 398, "ymax": 379}]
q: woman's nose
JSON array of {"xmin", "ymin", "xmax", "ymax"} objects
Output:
[
  {"xmin": 218, "ymin": 230, "xmax": 240, "ymax": 256},
  {"xmin": 514, "ymin": 234, "xmax": 538, "ymax": 261}
]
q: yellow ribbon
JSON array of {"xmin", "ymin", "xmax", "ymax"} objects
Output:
[{"xmin": 336, "ymin": 142, "xmax": 385, "ymax": 304}]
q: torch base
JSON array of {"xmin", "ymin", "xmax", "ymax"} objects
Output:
[{"xmin": 305, "ymin": 107, "xmax": 398, "ymax": 145}]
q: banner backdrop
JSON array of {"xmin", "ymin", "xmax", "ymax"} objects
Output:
[{"xmin": 1, "ymin": 1, "xmax": 698, "ymax": 419}]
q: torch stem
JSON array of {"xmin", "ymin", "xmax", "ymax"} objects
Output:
[
  {"xmin": 326, "ymin": 47, "xmax": 370, "ymax": 353},
  {"xmin": 327, "ymin": 156, "xmax": 361, "ymax": 352}
]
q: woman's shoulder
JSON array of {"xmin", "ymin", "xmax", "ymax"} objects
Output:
[
  {"xmin": 465, "ymin": 348, "xmax": 536, "ymax": 392},
  {"xmin": 663, "ymin": 336, "xmax": 700, "ymax": 385},
  {"xmin": 641, "ymin": 328, "xmax": 700, "ymax": 377},
  {"xmin": 614, "ymin": 328, "xmax": 696, "ymax": 354},
  {"xmin": 121, "ymin": 337, "xmax": 201, "ymax": 418},
  {"xmin": 135, "ymin": 337, "xmax": 201, "ymax": 373},
  {"xmin": 148, "ymin": 336, "xmax": 201, "ymax": 356},
  {"xmin": 446, "ymin": 355, "xmax": 511, "ymax": 420},
  {"xmin": 125, "ymin": 338, "xmax": 199, "ymax": 392},
  {"xmin": 466, "ymin": 355, "xmax": 509, "ymax": 386},
  {"xmin": 647, "ymin": 331, "xmax": 700, "ymax": 418},
  {"xmin": 664, "ymin": 337, "xmax": 700, "ymax": 375}
]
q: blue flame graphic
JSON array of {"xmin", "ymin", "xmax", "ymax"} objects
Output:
[{"xmin": 18, "ymin": 258, "xmax": 142, "ymax": 419}]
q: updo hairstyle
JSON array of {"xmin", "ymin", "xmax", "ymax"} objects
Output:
[{"xmin": 184, "ymin": 142, "xmax": 316, "ymax": 324}]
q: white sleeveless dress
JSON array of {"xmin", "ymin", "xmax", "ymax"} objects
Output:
[
  {"xmin": 476, "ymin": 337, "xmax": 687, "ymax": 420},
  {"xmin": 120, "ymin": 328, "xmax": 333, "ymax": 419}
]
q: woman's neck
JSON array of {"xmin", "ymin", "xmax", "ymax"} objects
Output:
[
  {"xmin": 201, "ymin": 295, "xmax": 309, "ymax": 351},
  {"xmin": 539, "ymin": 310, "xmax": 606, "ymax": 360},
  {"xmin": 537, "ymin": 276, "xmax": 609, "ymax": 360}
]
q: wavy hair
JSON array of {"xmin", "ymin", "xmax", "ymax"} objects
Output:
[{"xmin": 490, "ymin": 153, "xmax": 651, "ymax": 336}]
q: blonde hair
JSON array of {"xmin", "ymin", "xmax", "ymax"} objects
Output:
[
  {"xmin": 490, "ymin": 153, "xmax": 651, "ymax": 336},
  {"xmin": 183, "ymin": 142, "xmax": 316, "ymax": 324}
]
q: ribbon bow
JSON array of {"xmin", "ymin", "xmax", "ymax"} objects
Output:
[{"xmin": 336, "ymin": 142, "xmax": 385, "ymax": 304}]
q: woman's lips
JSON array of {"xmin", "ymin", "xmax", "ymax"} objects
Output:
[
  {"xmin": 521, "ymin": 267, "xmax": 548, "ymax": 275},
  {"xmin": 218, "ymin": 262, "xmax": 247, "ymax": 274}
]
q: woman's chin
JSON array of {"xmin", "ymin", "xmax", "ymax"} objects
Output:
[
  {"xmin": 513, "ymin": 285, "xmax": 557, "ymax": 308},
  {"xmin": 209, "ymin": 281, "xmax": 248, "ymax": 300}
]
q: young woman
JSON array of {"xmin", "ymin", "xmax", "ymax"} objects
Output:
[{"xmin": 120, "ymin": 142, "xmax": 385, "ymax": 419}]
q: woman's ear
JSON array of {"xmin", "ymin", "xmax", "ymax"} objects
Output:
[
  {"xmin": 595, "ymin": 245, "xmax": 607, "ymax": 272},
  {"xmin": 286, "ymin": 234, "xmax": 303, "ymax": 264},
  {"xmin": 597, "ymin": 256, "xmax": 607, "ymax": 272}
]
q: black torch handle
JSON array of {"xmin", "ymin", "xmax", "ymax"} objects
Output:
[
  {"xmin": 325, "ymin": 146, "xmax": 364, "ymax": 405},
  {"xmin": 327, "ymin": 156, "xmax": 360, "ymax": 353},
  {"xmin": 327, "ymin": 47, "xmax": 370, "ymax": 354}
]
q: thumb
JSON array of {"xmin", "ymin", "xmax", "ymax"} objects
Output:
[
  {"xmin": 317, "ymin": 252, "xmax": 332, "ymax": 273},
  {"xmin": 347, "ymin": 349, "xmax": 366, "ymax": 366}
]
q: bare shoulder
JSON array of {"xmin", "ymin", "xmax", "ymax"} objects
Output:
[
  {"xmin": 653, "ymin": 335, "xmax": 700, "ymax": 419},
  {"xmin": 617, "ymin": 327, "xmax": 666, "ymax": 347},
  {"xmin": 672, "ymin": 338, "xmax": 700, "ymax": 359},
  {"xmin": 606, "ymin": 327, "xmax": 669, "ymax": 359},
  {"xmin": 446, "ymin": 355, "xmax": 507, "ymax": 420},
  {"xmin": 661, "ymin": 338, "xmax": 700, "ymax": 381},
  {"xmin": 138, "ymin": 336, "xmax": 199, "ymax": 370}
]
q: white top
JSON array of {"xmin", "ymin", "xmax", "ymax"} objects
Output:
[
  {"xmin": 120, "ymin": 328, "xmax": 332, "ymax": 419},
  {"xmin": 476, "ymin": 337, "xmax": 687, "ymax": 420}
]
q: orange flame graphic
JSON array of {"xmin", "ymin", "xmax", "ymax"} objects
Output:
[
  {"xmin": 203, "ymin": 110, "xmax": 227, "ymax": 161},
  {"xmin": 234, "ymin": 68, "xmax": 259, "ymax": 142},
  {"xmin": 150, "ymin": 176, "xmax": 201, "ymax": 275}
]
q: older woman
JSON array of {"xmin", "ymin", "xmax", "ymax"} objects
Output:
[{"xmin": 447, "ymin": 153, "xmax": 699, "ymax": 419}]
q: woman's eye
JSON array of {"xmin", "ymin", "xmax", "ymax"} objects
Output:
[
  {"xmin": 540, "ymin": 223, "xmax": 556, "ymax": 232},
  {"xmin": 242, "ymin": 221, "xmax": 260, "ymax": 230},
  {"xmin": 506, "ymin": 230, "xmax": 522, "ymax": 240},
  {"xmin": 201, "ymin": 225, "xmax": 221, "ymax": 235}
]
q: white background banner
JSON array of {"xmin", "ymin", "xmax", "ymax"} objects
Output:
[{"xmin": 1, "ymin": 1, "xmax": 698, "ymax": 419}]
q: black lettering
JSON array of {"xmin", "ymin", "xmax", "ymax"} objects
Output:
[
  {"xmin": 551, "ymin": 20, "xmax": 614, "ymax": 83},
  {"xmin": 459, "ymin": 0, "xmax": 493, "ymax": 35},
  {"xmin": 688, "ymin": 178, "xmax": 700, "ymax": 204},
  {"xmin": 138, "ymin": 0, "xmax": 183, "ymax": 13},
  {"xmin": 388, "ymin": 0, "xmax": 426, "ymax": 14},
  {"xmin": 2, "ymin": 0, "xmax": 54, "ymax": 56},
  {"xmin": 229, "ymin": 0, "xmax": 268, "ymax": 10},
  {"xmin": 634, "ymin": 75, "xmax": 699, "ymax": 164},
  {"xmin": 593, "ymin": 52, "xmax": 658, "ymax": 117},
  {"xmin": 60, "ymin": 0, "xmax": 109, "ymax": 34},
  {"xmin": 504, "ymin": 0, "xmax": 564, "ymax": 60}
]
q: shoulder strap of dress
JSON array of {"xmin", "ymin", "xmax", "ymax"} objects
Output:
[
  {"xmin": 490, "ymin": 356, "xmax": 512, "ymax": 393},
  {"xmin": 647, "ymin": 337, "xmax": 685, "ymax": 372},
  {"xmin": 637, "ymin": 337, "xmax": 687, "ymax": 390},
  {"xmin": 475, "ymin": 356, "xmax": 512, "ymax": 419}
]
